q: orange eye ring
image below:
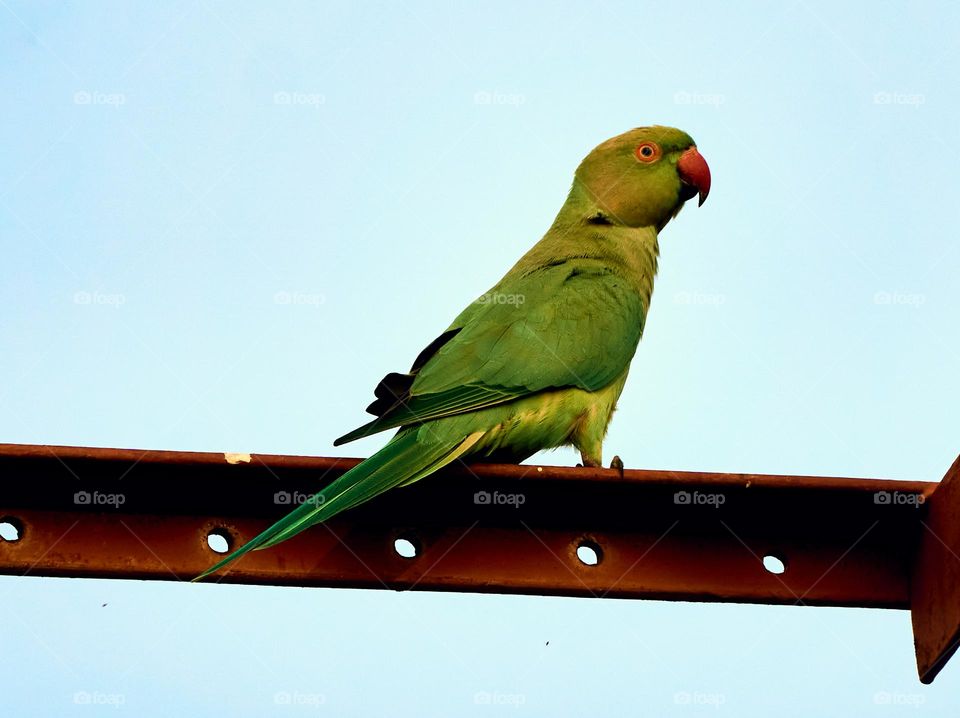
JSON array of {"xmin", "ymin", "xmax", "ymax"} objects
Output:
[{"xmin": 635, "ymin": 142, "xmax": 661, "ymax": 163}]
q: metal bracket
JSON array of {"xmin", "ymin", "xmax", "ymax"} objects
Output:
[{"xmin": 0, "ymin": 443, "xmax": 957, "ymax": 682}]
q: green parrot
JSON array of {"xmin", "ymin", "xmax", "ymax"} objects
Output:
[{"xmin": 196, "ymin": 125, "xmax": 710, "ymax": 579}]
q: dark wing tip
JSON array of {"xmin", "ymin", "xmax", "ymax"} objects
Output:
[
  {"xmin": 367, "ymin": 372, "xmax": 415, "ymax": 417},
  {"xmin": 337, "ymin": 328, "xmax": 463, "ymax": 445}
]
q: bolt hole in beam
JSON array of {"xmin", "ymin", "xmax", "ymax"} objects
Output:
[
  {"xmin": 206, "ymin": 529, "xmax": 232, "ymax": 554},
  {"xmin": 393, "ymin": 536, "xmax": 420, "ymax": 559},
  {"xmin": 763, "ymin": 554, "xmax": 787, "ymax": 575},
  {"xmin": 576, "ymin": 540, "xmax": 603, "ymax": 567},
  {"xmin": 0, "ymin": 518, "xmax": 22, "ymax": 542}
]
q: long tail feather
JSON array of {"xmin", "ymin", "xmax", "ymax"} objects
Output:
[{"xmin": 193, "ymin": 429, "xmax": 482, "ymax": 581}]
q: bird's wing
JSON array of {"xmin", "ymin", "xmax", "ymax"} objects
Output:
[{"xmin": 335, "ymin": 258, "xmax": 645, "ymax": 445}]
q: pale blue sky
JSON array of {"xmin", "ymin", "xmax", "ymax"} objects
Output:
[{"xmin": 1, "ymin": 1, "xmax": 959, "ymax": 715}]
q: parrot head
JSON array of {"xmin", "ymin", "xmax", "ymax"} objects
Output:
[{"xmin": 574, "ymin": 125, "xmax": 710, "ymax": 230}]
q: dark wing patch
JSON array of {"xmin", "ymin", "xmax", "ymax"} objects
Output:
[
  {"xmin": 365, "ymin": 372, "xmax": 415, "ymax": 416},
  {"xmin": 365, "ymin": 328, "xmax": 461, "ymax": 417}
]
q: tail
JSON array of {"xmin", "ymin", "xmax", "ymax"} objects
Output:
[{"xmin": 193, "ymin": 428, "xmax": 483, "ymax": 581}]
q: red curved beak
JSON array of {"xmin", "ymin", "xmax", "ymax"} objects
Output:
[{"xmin": 677, "ymin": 146, "xmax": 711, "ymax": 206}]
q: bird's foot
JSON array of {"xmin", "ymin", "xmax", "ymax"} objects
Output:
[
  {"xmin": 610, "ymin": 455, "xmax": 624, "ymax": 478},
  {"xmin": 578, "ymin": 451, "xmax": 602, "ymax": 469}
]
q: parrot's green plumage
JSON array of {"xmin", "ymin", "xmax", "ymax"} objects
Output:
[{"xmin": 196, "ymin": 125, "xmax": 710, "ymax": 580}]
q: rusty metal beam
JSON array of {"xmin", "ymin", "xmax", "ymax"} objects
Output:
[
  {"xmin": 0, "ymin": 443, "xmax": 957, "ymax": 682},
  {"xmin": 911, "ymin": 455, "xmax": 960, "ymax": 683}
]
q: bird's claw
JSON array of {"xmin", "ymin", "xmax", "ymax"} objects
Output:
[{"xmin": 610, "ymin": 455, "xmax": 624, "ymax": 478}]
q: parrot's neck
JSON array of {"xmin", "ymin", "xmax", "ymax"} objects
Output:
[
  {"xmin": 560, "ymin": 178, "xmax": 679, "ymax": 231},
  {"xmin": 512, "ymin": 180, "xmax": 661, "ymax": 311},
  {"xmin": 562, "ymin": 178, "xmax": 626, "ymax": 228}
]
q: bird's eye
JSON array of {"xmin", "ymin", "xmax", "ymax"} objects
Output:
[{"xmin": 635, "ymin": 142, "xmax": 661, "ymax": 163}]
